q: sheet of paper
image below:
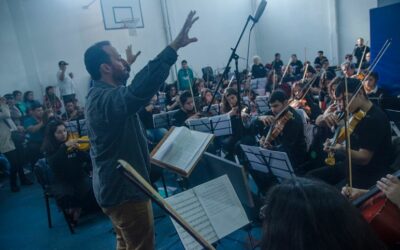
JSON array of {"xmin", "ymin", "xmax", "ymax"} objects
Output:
[
  {"xmin": 194, "ymin": 175, "xmax": 249, "ymax": 239},
  {"xmin": 153, "ymin": 127, "xmax": 212, "ymax": 173},
  {"xmin": 166, "ymin": 189, "xmax": 218, "ymax": 250}
]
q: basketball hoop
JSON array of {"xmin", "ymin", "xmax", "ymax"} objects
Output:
[{"xmin": 121, "ymin": 18, "xmax": 139, "ymax": 37}]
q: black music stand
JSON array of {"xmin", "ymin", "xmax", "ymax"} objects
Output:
[
  {"xmin": 240, "ymin": 144, "xmax": 295, "ymax": 182},
  {"xmin": 153, "ymin": 110, "xmax": 179, "ymax": 129},
  {"xmin": 255, "ymin": 96, "xmax": 269, "ymax": 114},
  {"xmin": 186, "ymin": 114, "xmax": 232, "ymax": 137}
]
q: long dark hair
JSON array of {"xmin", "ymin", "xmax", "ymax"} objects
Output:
[
  {"xmin": 221, "ymin": 87, "xmax": 237, "ymax": 113},
  {"xmin": 41, "ymin": 119, "xmax": 66, "ymax": 154},
  {"xmin": 23, "ymin": 91, "xmax": 33, "ymax": 102},
  {"xmin": 261, "ymin": 177, "xmax": 385, "ymax": 250}
]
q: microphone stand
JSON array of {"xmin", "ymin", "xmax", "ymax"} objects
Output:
[{"xmin": 207, "ymin": 15, "xmax": 256, "ymax": 136}]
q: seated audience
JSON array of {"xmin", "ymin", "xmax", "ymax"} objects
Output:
[
  {"xmin": 1, "ymin": 97, "xmax": 32, "ymax": 192},
  {"xmin": 24, "ymin": 102, "xmax": 45, "ymax": 167},
  {"xmin": 43, "ymin": 86, "xmax": 62, "ymax": 115},
  {"xmin": 23, "ymin": 91, "xmax": 40, "ymax": 110},
  {"xmin": 62, "ymin": 99, "xmax": 84, "ymax": 121}
]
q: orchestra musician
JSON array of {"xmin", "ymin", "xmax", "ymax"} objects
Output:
[
  {"xmin": 309, "ymin": 78, "xmax": 394, "ymax": 189},
  {"xmin": 172, "ymin": 90, "xmax": 198, "ymax": 127},
  {"xmin": 84, "ymin": 11, "xmax": 198, "ymax": 250},
  {"xmin": 258, "ymin": 90, "xmax": 307, "ymax": 169}
]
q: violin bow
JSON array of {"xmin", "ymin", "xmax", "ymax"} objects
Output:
[
  {"xmin": 343, "ymin": 76, "xmax": 353, "ymax": 193},
  {"xmin": 186, "ymin": 69, "xmax": 198, "ymax": 113},
  {"xmin": 349, "ymin": 39, "xmax": 392, "ymax": 107},
  {"xmin": 278, "ymin": 57, "xmax": 292, "ymax": 86}
]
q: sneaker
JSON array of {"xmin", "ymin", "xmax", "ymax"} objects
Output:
[{"xmin": 11, "ymin": 186, "xmax": 20, "ymax": 192}]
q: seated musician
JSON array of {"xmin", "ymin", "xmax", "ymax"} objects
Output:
[
  {"xmin": 165, "ymin": 83, "xmax": 180, "ymax": 111},
  {"xmin": 41, "ymin": 120, "xmax": 98, "ymax": 225},
  {"xmin": 138, "ymin": 95, "xmax": 167, "ymax": 147},
  {"xmin": 309, "ymin": 77, "xmax": 394, "ymax": 189},
  {"xmin": 291, "ymin": 81, "xmax": 322, "ymax": 123},
  {"xmin": 260, "ymin": 177, "xmax": 385, "ymax": 250},
  {"xmin": 342, "ymin": 173, "xmax": 400, "ymax": 209},
  {"xmin": 363, "ymin": 72, "xmax": 390, "ymax": 108},
  {"xmin": 172, "ymin": 90, "xmax": 198, "ymax": 127},
  {"xmin": 199, "ymin": 88, "xmax": 216, "ymax": 111},
  {"xmin": 341, "ymin": 62, "xmax": 356, "ymax": 78},
  {"xmin": 258, "ymin": 90, "xmax": 307, "ymax": 170}
]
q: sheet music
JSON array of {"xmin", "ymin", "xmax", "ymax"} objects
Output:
[
  {"xmin": 260, "ymin": 149, "xmax": 295, "ymax": 180},
  {"xmin": 195, "ymin": 175, "xmax": 249, "ymax": 239},
  {"xmin": 153, "ymin": 127, "xmax": 212, "ymax": 173},
  {"xmin": 240, "ymin": 144, "xmax": 269, "ymax": 173},
  {"xmin": 166, "ymin": 190, "xmax": 218, "ymax": 250},
  {"xmin": 255, "ymin": 96, "xmax": 269, "ymax": 114},
  {"xmin": 210, "ymin": 114, "xmax": 232, "ymax": 137}
]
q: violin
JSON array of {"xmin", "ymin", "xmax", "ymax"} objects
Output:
[
  {"xmin": 67, "ymin": 133, "xmax": 90, "ymax": 152},
  {"xmin": 260, "ymin": 110, "xmax": 293, "ymax": 147},
  {"xmin": 353, "ymin": 170, "xmax": 400, "ymax": 246},
  {"xmin": 290, "ymin": 98, "xmax": 311, "ymax": 115},
  {"xmin": 325, "ymin": 109, "xmax": 366, "ymax": 166}
]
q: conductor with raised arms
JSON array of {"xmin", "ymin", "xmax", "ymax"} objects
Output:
[{"xmin": 84, "ymin": 11, "xmax": 199, "ymax": 250}]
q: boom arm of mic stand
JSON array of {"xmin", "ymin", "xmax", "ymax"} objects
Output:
[{"xmin": 206, "ymin": 15, "xmax": 254, "ymax": 113}]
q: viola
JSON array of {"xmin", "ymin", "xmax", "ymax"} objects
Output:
[
  {"xmin": 325, "ymin": 109, "xmax": 366, "ymax": 166},
  {"xmin": 261, "ymin": 110, "xmax": 293, "ymax": 147},
  {"xmin": 290, "ymin": 98, "xmax": 311, "ymax": 115}
]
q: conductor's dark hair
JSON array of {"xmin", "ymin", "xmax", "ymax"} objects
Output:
[
  {"xmin": 260, "ymin": 177, "xmax": 385, "ymax": 250},
  {"xmin": 179, "ymin": 90, "xmax": 193, "ymax": 105},
  {"xmin": 84, "ymin": 41, "xmax": 112, "ymax": 80},
  {"xmin": 335, "ymin": 77, "xmax": 364, "ymax": 98},
  {"xmin": 269, "ymin": 90, "xmax": 288, "ymax": 104}
]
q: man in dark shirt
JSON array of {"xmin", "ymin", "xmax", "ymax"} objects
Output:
[
  {"xmin": 259, "ymin": 90, "xmax": 307, "ymax": 169},
  {"xmin": 289, "ymin": 54, "xmax": 303, "ymax": 76},
  {"xmin": 309, "ymin": 78, "xmax": 393, "ymax": 189},
  {"xmin": 251, "ymin": 56, "xmax": 267, "ymax": 79},
  {"xmin": 353, "ymin": 37, "xmax": 370, "ymax": 68},
  {"xmin": 314, "ymin": 50, "xmax": 327, "ymax": 66},
  {"xmin": 271, "ymin": 53, "xmax": 283, "ymax": 73},
  {"xmin": 84, "ymin": 11, "xmax": 198, "ymax": 250}
]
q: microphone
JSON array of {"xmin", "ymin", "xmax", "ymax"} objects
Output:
[{"xmin": 253, "ymin": 0, "xmax": 267, "ymax": 23}]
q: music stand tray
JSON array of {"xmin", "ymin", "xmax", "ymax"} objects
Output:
[{"xmin": 241, "ymin": 144, "xmax": 296, "ymax": 182}]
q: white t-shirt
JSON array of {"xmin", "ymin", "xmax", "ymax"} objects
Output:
[{"xmin": 57, "ymin": 70, "xmax": 75, "ymax": 96}]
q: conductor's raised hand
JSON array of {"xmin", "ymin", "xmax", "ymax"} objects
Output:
[{"xmin": 170, "ymin": 11, "xmax": 199, "ymax": 51}]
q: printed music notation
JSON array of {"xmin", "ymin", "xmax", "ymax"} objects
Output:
[{"xmin": 166, "ymin": 175, "xmax": 249, "ymax": 250}]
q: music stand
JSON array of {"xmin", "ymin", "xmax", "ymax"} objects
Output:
[
  {"xmin": 186, "ymin": 114, "xmax": 232, "ymax": 137},
  {"xmin": 153, "ymin": 110, "xmax": 179, "ymax": 129},
  {"xmin": 240, "ymin": 144, "xmax": 296, "ymax": 182},
  {"xmin": 255, "ymin": 96, "xmax": 269, "ymax": 114}
]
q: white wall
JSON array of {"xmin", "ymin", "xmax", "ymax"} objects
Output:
[
  {"xmin": 0, "ymin": 0, "xmax": 379, "ymax": 103},
  {"xmin": 336, "ymin": 0, "xmax": 377, "ymax": 63},
  {"xmin": 254, "ymin": 0, "xmax": 335, "ymax": 65},
  {"xmin": 1, "ymin": 0, "xmax": 168, "ymax": 103},
  {"xmin": 165, "ymin": 0, "xmax": 258, "ymax": 76}
]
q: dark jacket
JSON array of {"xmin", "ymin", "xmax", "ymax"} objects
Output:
[{"xmin": 85, "ymin": 46, "xmax": 177, "ymax": 207}]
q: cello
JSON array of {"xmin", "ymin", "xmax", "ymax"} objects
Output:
[{"xmin": 352, "ymin": 170, "xmax": 400, "ymax": 245}]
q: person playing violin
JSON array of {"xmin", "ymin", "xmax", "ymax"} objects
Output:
[
  {"xmin": 172, "ymin": 90, "xmax": 199, "ymax": 127},
  {"xmin": 41, "ymin": 120, "xmax": 97, "ymax": 226},
  {"xmin": 309, "ymin": 78, "xmax": 394, "ymax": 189},
  {"xmin": 258, "ymin": 90, "xmax": 307, "ymax": 169}
]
